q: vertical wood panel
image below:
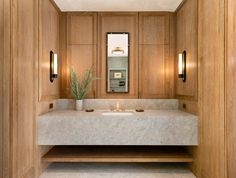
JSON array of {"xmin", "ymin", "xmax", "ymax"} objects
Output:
[
  {"xmin": 139, "ymin": 14, "xmax": 169, "ymax": 45},
  {"xmin": 2, "ymin": 0, "xmax": 11, "ymax": 177},
  {"xmin": 11, "ymin": 0, "xmax": 38, "ymax": 177},
  {"xmin": 198, "ymin": 0, "xmax": 226, "ymax": 177},
  {"xmin": 226, "ymin": 0, "xmax": 236, "ymax": 177},
  {"xmin": 97, "ymin": 13, "xmax": 139, "ymax": 98},
  {"xmin": 0, "ymin": 0, "xmax": 4, "ymax": 176},
  {"xmin": 139, "ymin": 13, "xmax": 174, "ymax": 98},
  {"xmin": 59, "ymin": 13, "xmax": 68, "ymax": 98},
  {"xmin": 39, "ymin": 0, "xmax": 60, "ymax": 101},
  {"xmin": 65, "ymin": 13, "xmax": 97, "ymax": 98},
  {"xmin": 175, "ymin": 0, "xmax": 198, "ymax": 99},
  {"xmin": 139, "ymin": 45, "xmax": 169, "ymax": 98}
]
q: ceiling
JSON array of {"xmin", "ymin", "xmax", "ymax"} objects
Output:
[{"xmin": 54, "ymin": 0, "xmax": 183, "ymax": 12}]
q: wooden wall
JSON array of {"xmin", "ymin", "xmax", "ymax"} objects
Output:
[
  {"xmin": 0, "ymin": 0, "xmax": 4, "ymax": 176},
  {"xmin": 175, "ymin": 0, "xmax": 198, "ymax": 114},
  {"xmin": 61, "ymin": 12, "xmax": 97, "ymax": 98},
  {"xmin": 198, "ymin": 0, "xmax": 226, "ymax": 177},
  {"xmin": 10, "ymin": 0, "xmax": 39, "ymax": 177},
  {"xmin": 1, "ymin": 0, "xmax": 11, "ymax": 177},
  {"xmin": 226, "ymin": 0, "xmax": 236, "ymax": 177},
  {"xmin": 139, "ymin": 13, "xmax": 175, "ymax": 98},
  {"xmin": 39, "ymin": 0, "xmax": 60, "ymax": 102},
  {"xmin": 37, "ymin": 0, "xmax": 61, "ymax": 177},
  {"xmin": 60, "ymin": 12, "xmax": 175, "ymax": 99},
  {"xmin": 97, "ymin": 13, "xmax": 139, "ymax": 98}
]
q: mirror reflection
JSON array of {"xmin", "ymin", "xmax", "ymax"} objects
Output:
[{"xmin": 107, "ymin": 33, "xmax": 129, "ymax": 93}]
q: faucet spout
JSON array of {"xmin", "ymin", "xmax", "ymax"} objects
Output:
[{"xmin": 112, "ymin": 101, "xmax": 123, "ymax": 112}]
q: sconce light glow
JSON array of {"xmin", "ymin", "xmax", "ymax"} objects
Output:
[
  {"xmin": 178, "ymin": 51, "xmax": 186, "ymax": 82},
  {"xmin": 50, "ymin": 51, "xmax": 58, "ymax": 83}
]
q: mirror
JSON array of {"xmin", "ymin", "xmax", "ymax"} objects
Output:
[{"xmin": 107, "ymin": 32, "xmax": 129, "ymax": 93}]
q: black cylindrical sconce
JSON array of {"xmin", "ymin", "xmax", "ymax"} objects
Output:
[{"xmin": 50, "ymin": 51, "xmax": 58, "ymax": 83}]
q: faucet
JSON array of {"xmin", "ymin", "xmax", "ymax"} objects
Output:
[{"xmin": 112, "ymin": 101, "xmax": 123, "ymax": 112}]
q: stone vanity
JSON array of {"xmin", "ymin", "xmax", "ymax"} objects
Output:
[{"xmin": 38, "ymin": 99, "xmax": 198, "ymax": 146}]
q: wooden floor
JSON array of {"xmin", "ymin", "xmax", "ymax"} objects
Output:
[{"xmin": 42, "ymin": 146, "xmax": 193, "ymax": 163}]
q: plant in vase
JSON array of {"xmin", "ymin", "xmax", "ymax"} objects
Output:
[{"xmin": 70, "ymin": 67, "xmax": 98, "ymax": 111}]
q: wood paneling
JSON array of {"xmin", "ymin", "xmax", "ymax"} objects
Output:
[
  {"xmin": 198, "ymin": 0, "xmax": 226, "ymax": 177},
  {"xmin": 68, "ymin": 14, "xmax": 97, "ymax": 45},
  {"xmin": 175, "ymin": 0, "xmax": 198, "ymax": 99},
  {"xmin": 179, "ymin": 100, "xmax": 198, "ymax": 115},
  {"xmin": 0, "ymin": 0, "xmax": 4, "ymax": 176},
  {"xmin": 139, "ymin": 13, "xmax": 169, "ymax": 45},
  {"xmin": 63, "ymin": 13, "xmax": 97, "ymax": 98},
  {"xmin": 226, "ymin": 0, "xmax": 236, "ymax": 177},
  {"xmin": 139, "ymin": 13, "xmax": 174, "ymax": 98},
  {"xmin": 39, "ymin": 0, "xmax": 60, "ymax": 101},
  {"xmin": 139, "ymin": 45, "xmax": 169, "ymax": 98},
  {"xmin": 10, "ymin": 0, "xmax": 39, "ymax": 177},
  {"xmin": 1, "ymin": 0, "xmax": 11, "ymax": 177},
  {"xmin": 97, "ymin": 13, "xmax": 139, "ymax": 98}
]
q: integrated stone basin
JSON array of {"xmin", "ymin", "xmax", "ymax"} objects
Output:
[
  {"xmin": 102, "ymin": 111, "xmax": 134, "ymax": 116},
  {"xmin": 38, "ymin": 109, "xmax": 198, "ymax": 146}
]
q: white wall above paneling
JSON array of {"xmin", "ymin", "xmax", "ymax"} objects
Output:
[{"xmin": 53, "ymin": 0, "xmax": 183, "ymax": 12}]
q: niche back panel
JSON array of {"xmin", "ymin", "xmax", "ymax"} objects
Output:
[{"xmin": 97, "ymin": 13, "xmax": 139, "ymax": 98}]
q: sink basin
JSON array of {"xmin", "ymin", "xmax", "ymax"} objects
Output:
[{"xmin": 102, "ymin": 112, "xmax": 134, "ymax": 116}]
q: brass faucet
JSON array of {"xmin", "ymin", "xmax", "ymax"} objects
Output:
[{"xmin": 113, "ymin": 101, "xmax": 123, "ymax": 112}]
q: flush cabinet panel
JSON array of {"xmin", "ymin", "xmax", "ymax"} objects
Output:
[
  {"xmin": 139, "ymin": 13, "xmax": 174, "ymax": 98},
  {"xmin": 65, "ymin": 13, "xmax": 97, "ymax": 98}
]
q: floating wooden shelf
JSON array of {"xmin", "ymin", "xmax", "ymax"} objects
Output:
[{"xmin": 42, "ymin": 146, "xmax": 193, "ymax": 163}]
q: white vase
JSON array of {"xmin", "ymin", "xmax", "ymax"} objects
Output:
[{"xmin": 76, "ymin": 100, "xmax": 83, "ymax": 111}]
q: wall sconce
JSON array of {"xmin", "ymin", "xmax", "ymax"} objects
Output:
[
  {"xmin": 178, "ymin": 50, "xmax": 186, "ymax": 82},
  {"xmin": 50, "ymin": 51, "xmax": 58, "ymax": 83}
]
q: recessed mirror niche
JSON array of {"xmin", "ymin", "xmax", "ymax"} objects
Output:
[{"xmin": 107, "ymin": 32, "xmax": 129, "ymax": 93}]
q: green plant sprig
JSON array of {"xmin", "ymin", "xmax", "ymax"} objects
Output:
[{"xmin": 70, "ymin": 66, "xmax": 99, "ymax": 100}]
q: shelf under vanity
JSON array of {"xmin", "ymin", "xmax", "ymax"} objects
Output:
[{"xmin": 42, "ymin": 146, "xmax": 194, "ymax": 163}]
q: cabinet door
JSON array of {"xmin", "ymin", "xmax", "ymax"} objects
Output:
[{"xmin": 139, "ymin": 13, "xmax": 173, "ymax": 98}]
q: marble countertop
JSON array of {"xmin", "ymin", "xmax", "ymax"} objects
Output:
[{"xmin": 38, "ymin": 110, "xmax": 198, "ymax": 146}]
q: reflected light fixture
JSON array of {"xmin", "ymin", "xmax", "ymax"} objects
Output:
[
  {"xmin": 112, "ymin": 47, "xmax": 124, "ymax": 55},
  {"xmin": 178, "ymin": 50, "xmax": 186, "ymax": 82},
  {"xmin": 50, "ymin": 50, "xmax": 58, "ymax": 83}
]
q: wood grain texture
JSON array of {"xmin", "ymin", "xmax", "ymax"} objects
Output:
[
  {"xmin": 97, "ymin": 13, "xmax": 139, "ymax": 98},
  {"xmin": 0, "ymin": 0, "xmax": 4, "ymax": 176},
  {"xmin": 63, "ymin": 13, "xmax": 97, "ymax": 98},
  {"xmin": 11, "ymin": 0, "xmax": 39, "ymax": 177},
  {"xmin": 226, "ymin": 0, "xmax": 236, "ymax": 177},
  {"xmin": 39, "ymin": 0, "xmax": 60, "ymax": 102},
  {"xmin": 198, "ymin": 0, "xmax": 226, "ymax": 177},
  {"xmin": 175, "ymin": 0, "xmax": 198, "ymax": 99},
  {"xmin": 179, "ymin": 100, "xmax": 198, "ymax": 115},
  {"xmin": 59, "ymin": 13, "xmax": 68, "ymax": 98},
  {"xmin": 43, "ymin": 146, "xmax": 193, "ymax": 163},
  {"xmin": 1, "ymin": 0, "xmax": 11, "ymax": 177},
  {"xmin": 139, "ymin": 13, "xmax": 169, "ymax": 45},
  {"xmin": 139, "ymin": 13, "xmax": 174, "ymax": 99}
]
